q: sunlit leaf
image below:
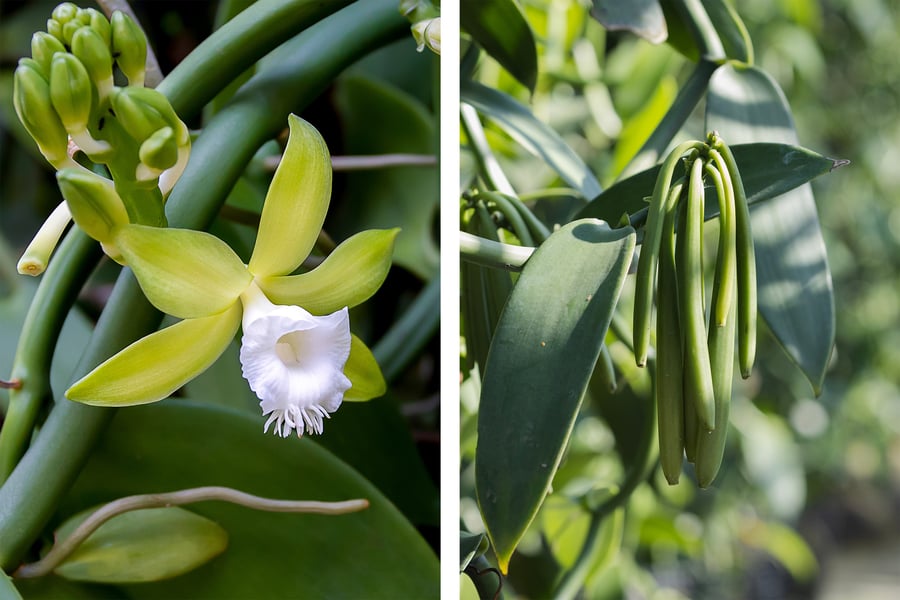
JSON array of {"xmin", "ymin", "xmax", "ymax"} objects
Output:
[
  {"xmin": 706, "ymin": 63, "xmax": 836, "ymax": 394},
  {"xmin": 590, "ymin": 0, "xmax": 667, "ymax": 44},
  {"xmin": 54, "ymin": 507, "xmax": 228, "ymax": 583},
  {"xmin": 476, "ymin": 220, "xmax": 635, "ymax": 572},
  {"xmin": 342, "ymin": 334, "xmax": 386, "ymax": 402},
  {"xmin": 461, "ymin": 80, "xmax": 603, "ymax": 199},
  {"xmin": 460, "ymin": 530, "xmax": 489, "ymax": 571},
  {"xmin": 461, "ymin": 0, "xmax": 538, "ymax": 93}
]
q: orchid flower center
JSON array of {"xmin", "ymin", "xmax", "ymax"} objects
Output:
[{"xmin": 275, "ymin": 331, "xmax": 313, "ymax": 367}]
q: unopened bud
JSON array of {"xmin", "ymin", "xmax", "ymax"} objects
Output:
[
  {"xmin": 47, "ymin": 18, "xmax": 64, "ymax": 42},
  {"xmin": 51, "ymin": 3, "xmax": 78, "ymax": 25},
  {"xmin": 137, "ymin": 127, "xmax": 178, "ymax": 181},
  {"xmin": 72, "ymin": 27, "xmax": 114, "ymax": 101},
  {"xmin": 111, "ymin": 11, "xmax": 148, "ymax": 87},
  {"xmin": 411, "ymin": 18, "xmax": 440, "ymax": 55},
  {"xmin": 31, "ymin": 31, "xmax": 67, "ymax": 75},
  {"xmin": 75, "ymin": 7, "xmax": 93, "ymax": 25},
  {"xmin": 85, "ymin": 8, "xmax": 112, "ymax": 46},
  {"xmin": 13, "ymin": 58, "xmax": 69, "ymax": 167},
  {"xmin": 49, "ymin": 54, "xmax": 111, "ymax": 157},
  {"xmin": 110, "ymin": 86, "xmax": 187, "ymax": 144},
  {"xmin": 56, "ymin": 168, "xmax": 129, "ymax": 256},
  {"xmin": 62, "ymin": 19, "xmax": 82, "ymax": 46}
]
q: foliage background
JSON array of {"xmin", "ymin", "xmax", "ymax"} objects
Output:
[{"xmin": 461, "ymin": 0, "xmax": 900, "ymax": 598}]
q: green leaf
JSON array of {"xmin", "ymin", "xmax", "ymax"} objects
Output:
[
  {"xmin": 54, "ymin": 507, "xmax": 228, "ymax": 583},
  {"xmin": 475, "ymin": 219, "xmax": 635, "ymax": 572},
  {"xmin": 60, "ymin": 401, "xmax": 439, "ymax": 598},
  {"xmin": 460, "ymin": 531, "xmax": 489, "ymax": 571},
  {"xmin": 330, "ymin": 75, "xmax": 438, "ymax": 279},
  {"xmin": 575, "ymin": 142, "xmax": 844, "ymax": 226},
  {"xmin": 706, "ymin": 63, "xmax": 836, "ymax": 394},
  {"xmin": 540, "ymin": 496, "xmax": 624, "ymax": 577},
  {"xmin": 66, "ymin": 303, "xmax": 242, "ymax": 406},
  {"xmin": 659, "ymin": 0, "xmax": 752, "ymax": 62},
  {"xmin": 342, "ymin": 334, "xmax": 386, "ymax": 402},
  {"xmin": 116, "ymin": 225, "xmax": 251, "ymax": 319},
  {"xmin": 258, "ymin": 229, "xmax": 399, "ymax": 315},
  {"xmin": 461, "ymin": 80, "xmax": 603, "ymax": 199},
  {"xmin": 249, "ymin": 114, "xmax": 332, "ymax": 279},
  {"xmin": 461, "ymin": 0, "xmax": 538, "ymax": 93},
  {"xmin": 590, "ymin": 0, "xmax": 667, "ymax": 44}
]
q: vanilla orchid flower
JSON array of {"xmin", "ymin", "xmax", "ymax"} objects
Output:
[
  {"xmin": 239, "ymin": 282, "xmax": 351, "ymax": 437},
  {"xmin": 66, "ymin": 115, "xmax": 397, "ymax": 437}
]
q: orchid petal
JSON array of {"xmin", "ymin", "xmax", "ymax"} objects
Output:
[
  {"xmin": 257, "ymin": 228, "xmax": 399, "ymax": 315},
  {"xmin": 116, "ymin": 224, "xmax": 252, "ymax": 319},
  {"xmin": 66, "ymin": 303, "xmax": 242, "ymax": 406},
  {"xmin": 343, "ymin": 334, "xmax": 386, "ymax": 402},
  {"xmin": 248, "ymin": 114, "xmax": 332, "ymax": 278}
]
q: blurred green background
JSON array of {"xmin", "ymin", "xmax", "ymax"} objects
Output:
[{"xmin": 460, "ymin": 0, "xmax": 900, "ymax": 598}]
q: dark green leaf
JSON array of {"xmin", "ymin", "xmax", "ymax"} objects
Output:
[
  {"xmin": 475, "ymin": 220, "xmax": 635, "ymax": 572},
  {"xmin": 659, "ymin": 0, "xmax": 752, "ymax": 62},
  {"xmin": 706, "ymin": 63, "xmax": 836, "ymax": 394},
  {"xmin": 61, "ymin": 401, "xmax": 439, "ymax": 598},
  {"xmin": 461, "ymin": 0, "xmax": 538, "ymax": 93},
  {"xmin": 590, "ymin": 0, "xmax": 667, "ymax": 44},
  {"xmin": 461, "ymin": 81, "xmax": 603, "ymax": 199},
  {"xmin": 575, "ymin": 142, "xmax": 844, "ymax": 225},
  {"xmin": 460, "ymin": 530, "xmax": 489, "ymax": 571}
]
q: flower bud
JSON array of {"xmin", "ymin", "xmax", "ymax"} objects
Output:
[
  {"xmin": 51, "ymin": 3, "xmax": 78, "ymax": 25},
  {"xmin": 137, "ymin": 126, "xmax": 178, "ymax": 181},
  {"xmin": 31, "ymin": 31, "xmax": 67, "ymax": 75},
  {"xmin": 62, "ymin": 19, "xmax": 82, "ymax": 46},
  {"xmin": 13, "ymin": 58, "xmax": 69, "ymax": 167},
  {"xmin": 411, "ymin": 17, "xmax": 440, "ymax": 55},
  {"xmin": 17, "ymin": 201, "xmax": 73, "ymax": 276},
  {"xmin": 47, "ymin": 18, "xmax": 64, "ymax": 42},
  {"xmin": 110, "ymin": 86, "xmax": 187, "ymax": 144},
  {"xmin": 49, "ymin": 53, "xmax": 111, "ymax": 157},
  {"xmin": 111, "ymin": 11, "xmax": 148, "ymax": 87},
  {"xmin": 75, "ymin": 7, "xmax": 93, "ymax": 25},
  {"xmin": 85, "ymin": 7, "xmax": 112, "ymax": 45},
  {"xmin": 72, "ymin": 27, "xmax": 114, "ymax": 101},
  {"xmin": 56, "ymin": 168, "xmax": 129, "ymax": 257}
]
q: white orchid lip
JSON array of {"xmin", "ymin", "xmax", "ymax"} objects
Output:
[{"xmin": 239, "ymin": 282, "xmax": 351, "ymax": 438}]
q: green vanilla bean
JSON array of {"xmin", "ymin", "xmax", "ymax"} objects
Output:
[{"xmin": 0, "ymin": 0, "xmax": 407, "ymax": 571}]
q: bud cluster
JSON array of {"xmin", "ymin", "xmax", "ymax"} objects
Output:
[{"xmin": 13, "ymin": 3, "xmax": 191, "ymax": 275}]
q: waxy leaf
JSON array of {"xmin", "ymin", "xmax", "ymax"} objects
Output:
[
  {"xmin": 258, "ymin": 229, "xmax": 399, "ymax": 315},
  {"xmin": 461, "ymin": 0, "xmax": 538, "ymax": 93},
  {"xmin": 54, "ymin": 507, "xmax": 228, "ymax": 583},
  {"xmin": 116, "ymin": 225, "xmax": 251, "ymax": 319},
  {"xmin": 590, "ymin": 0, "xmax": 667, "ymax": 44},
  {"xmin": 706, "ymin": 63, "xmax": 836, "ymax": 394},
  {"xmin": 249, "ymin": 114, "xmax": 332, "ymax": 279},
  {"xmin": 342, "ymin": 334, "xmax": 386, "ymax": 402},
  {"xmin": 476, "ymin": 219, "xmax": 635, "ymax": 572},
  {"xmin": 66, "ymin": 303, "xmax": 242, "ymax": 406},
  {"xmin": 461, "ymin": 81, "xmax": 603, "ymax": 199},
  {"xmin": 575, "ymin": 142, "xmax": 843, "ymax": 226}
]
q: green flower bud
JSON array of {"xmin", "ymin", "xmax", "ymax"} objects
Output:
[
  {"xmin": 47, "ymin": 18, "xmax": 64, "ymax": 42},
  {"xmin": 50, "ymin": 54, "xmax": 111, "ymax": 157},
  {"xmin": 31, "ymin": 31, "xmax": 67, "ymax": 75},
  {"xmin": 111, "ymin": 11, "xmax": 148, "ymax": 87},
  {"xmin": 62, "ymin": 19, "xmax": 82, "ymax": 46},
  {"xmin": 51, "ymin": 3, "xmax": 79, "ymax": 25},
  {"xmin": 85, "ymin": 8, "xmax": 112, "ymax": 46},
  {"xmin": 49, "ymin": 53, "xmax": 92, "ymax": 131},
  {"xmin": 137, "ymin": 127, "xmax": 178, "ymax": 181},
  {"xmin": 75, "ymin": 7, "xmax": 93, "ymax": 25},
  {"xmin": 13, "ymin": 58, "xmax": 69, "ymax": 167},
  {"xmin": 72, "ymin": 27, "xmax": 114, "ymax": 101},
  {"xmin": 110, "ymin": 86, "xmax": 186, "ymax": 143},
  {"xmin": 56, "ymin": 168, "xmax": 129, "ymax": 259}
]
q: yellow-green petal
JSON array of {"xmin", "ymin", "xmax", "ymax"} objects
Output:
[
  {"xmin": 343, "ymin": 335, "xmax": 386, "ymax": 402},
  {"xmin": 66, "ymin": 303, "xmax": 242, "ymax": 406},
  {"xmin": 248, "ymin": 114, "xmax": 332, "ymax": 278},
  {"xmin": 115, "ymin": 224, "xmax": 252, "ymax": 319},
  {"xmin": 257, "ymin": 228, "xmax": 399, "ymax": 315}
]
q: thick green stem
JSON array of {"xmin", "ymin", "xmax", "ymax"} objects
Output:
[
  {"xmin": 157, "ymin": 0, "xmax": 355, "ymax": 121},
  {"xmin": 0, "ymin": 232, "xmax": 101, "ymax": 484},
  {"xmin": 460, "ymin": 104, "xmax": 515, "ymax": 195},
  {"xmin": 460, "ymin": 232, "xmax": 534, "ymax": 271},
  {"xmin": 0, "ymin": 0, "xmax": 407, "ymax": 571}
]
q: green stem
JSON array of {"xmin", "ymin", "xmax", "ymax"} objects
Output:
[
  {"xmin": 0, "ymin": 0, "xmax": 407, "ymax": 571},
  {"xmin": 675, "ymin": 0, "xmax": 725, "ymax": 60},
  {"xmin": 157, "ymin": 0, "xmax": 355, "ymax": 121},
  {"xmin": 477, "ymin": 191, "xmax": 535, "ymax": 247},
  {"xmin": 0, "ymin": 233, "xmax": 101, "ymax": 484},
  {"xmin": 372, "ymin": 275, "xmax": 440, "ymax": 383},
  {"xmin": 622, "ymin": 60, "xmax": 718, "ymax": 178},
  {"xmin": 460, "ymin": 232, "xmax": 534, "ymax": 272},
  {"xmin": 460, "ymin": 104, "xmax": 515, "ymax": 195}
]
